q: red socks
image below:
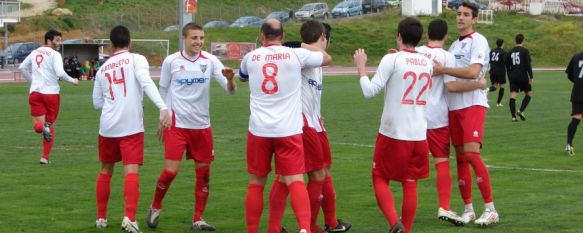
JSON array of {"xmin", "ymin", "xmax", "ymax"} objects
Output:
[
  {"xmin": 245, "ymin": 184, "xmax": 264, "ymax": 233},
  {"xmin": 401, "ymin": 181, "xmax": 418, "ymax": 233},
  {"xmin": 42, "ymin": 127, "xmax": 55, "ymax": 159},
  {"xmin": 307, "ymin": 179, "xmax": 324, "ymax": 230},
  {"xmin": 372, "ymin": 175, "xmax": 398, "ymax": 227},
  {"xmin": 465, "ymin": 152, "xmax": 493, "ymax": 203},
  {"xmin": 456, "ymin": 154, "xmax": 473, "ymax": 204},
  {"xmin": 194, "ymin": 166, "xmax": 210, "ymax": 221},
  {"xmin": 268, "ymin": 177, "xmax": 288, "ymax": 233},
  {"xmin": 151, "ymin": 169, "xmax": 177, "ymax": 209},
  {"xmin": 96, "ymin": 173, "xmax": 112, "ymax": 219},
  {"xmin": 124, "ymin": 173, "xmax": 140, "ymax": 221},
  {"xmin": 33, "ymin": 122, "xmax": 44, "ymax": 133},
  {"xmin": 288, "ymin": 181, "xmax": 311, "ymax": 233},
  {"xmin": 321, "ymin": 175, "xmax": 337, "ymax": 227},
  {"xmin": 435, "ymin": 161, "xmax": 452, "ymax": 210}
]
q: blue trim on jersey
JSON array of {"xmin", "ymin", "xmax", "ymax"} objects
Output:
[{"xmin": 239, "ymin": 70, "xmax": 249, "ymax": 80}]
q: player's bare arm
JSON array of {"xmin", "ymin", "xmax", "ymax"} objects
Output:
[
  {"xmin": 353, "ymin": 48, "xmax": 368, "ymax": 77},
  {"xmin": 446, "ymin": 75, "xmax": 488, "ymax": 93},
  {"xmin": 222, "ymin": 67, "xmax": 237, "ymax": 93},
  {"xmin": 433, "ymin": 61, "xmax": 482, "ymax": 79}
]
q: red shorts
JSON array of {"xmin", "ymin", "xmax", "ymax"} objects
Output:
[
  {"xmin": 427, "ymin": 126, "xmax": 451, "ymax": 158},
  {"xmin": 371, "ymin": 134, "xmax": 429, "ymax": 182},
  {"xmin": 303, "ymin": 126, "xmax": 332, "ymax": 172},
  {"xmin": 29, "ymin": 92, "xmax": 60, "ymax": 123},
  {"xmin": 448, "ymin": 106, "xmax": 487, "ymax": 146},
  {"xmin": 98, "ymin": 132, "xmax": 144, "ymax": 165},
  {"xmin": 246, "ymin": 132, "xmax": 305, "ymax": 176},
  {"xmin": 164, "ymin": 127, "xmax": 214, "ymax": 163}
]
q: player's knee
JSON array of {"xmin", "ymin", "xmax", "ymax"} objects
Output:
[{"xmin": 308, "ymin": 169, "xmax": 327, "ymax": 181}]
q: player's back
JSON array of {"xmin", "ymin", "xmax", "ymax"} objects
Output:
[
  {"xmin": 489, "ymin": 48, "xmax": 506, "ymax": 75},
  {"xmin": 242, "ymin": 45, "xmax": 304, "ymax": 137},
  {"xmin": 567, "ymin": 52, "xmax": 583, "ymax": 102},
  {"xmin": 94, "ymin": 50, "xmax": 147, "ymax": 137},
  {"xmin": 377, "ymin": 50, "xmax": 433, "ymax": 141},
  {"xmin": 416, "ymin": 45, "xmax": 452, "ymax": 130},
  {"xmin": 26, "ymin": 46, "xmax": 63, "ymax": 94},
  {"xmin": 506, "ymin": 46, "xmax": 531, "ymax": 77},
  {"xmin": 301, "ymin": 66, "xmax": 324, "ymax": 132}
]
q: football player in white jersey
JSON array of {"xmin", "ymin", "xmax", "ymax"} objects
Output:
[
  {"xmin": 145, "ymin": 23, "xmax": 236, "ymax": 231},
  {"xmin": 239, "ymin": 19, "xmax": 331, "ymax": 233},
  {"xmin": 416, "ymin": 19, "xmax": 486, "ymax": 227},
  {"xmin": 92, "ymin": 25, "xmax": 170, "ymax": 233},
  {"xmin": 19, "ymin": 29, "xmax": 79, "ymax": 164},
  {"xmin": 353, "ymin": 17, "xmax": 433, "ymax": 233},
  {"xmin": 267, "ymin": 21, "xmax": 351, "ymax": 233},
  {"xmin": 433, "ymin": 2, "xmax": 499, "ymax": 226}
]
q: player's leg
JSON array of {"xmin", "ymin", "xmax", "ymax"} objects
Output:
[
  {"xmin": 190, "ymin": 128, "xmax": 215, "ymax": 230},
  {"xmin": 307, "ymin": 169, "xmax": 326, "ymax": 232},
  {"xmin": 488, "ymin": 75, "xmax": 496, "ymax": 92},
  {"xmin": 496, "ymin": 82, "xmax": 505, "ymax": 106},
  {"xmin": 373, "ymin": 175, "xmax": 402, "ymax": 231},
  {"xmin": 268, "ymin": 175, "xmax": 289, "ymax": 233},
  {"xmin": 400, "ymin": 179, "xmax": 418, "ymax": 233},
  {"xmin": 566, "ymin": 104, "xmax": 582, "ymax": 156},
  {"xmin": 245, "ymin": 132, "xmax": 272, "ymax": 233},
  {"xmin": 517, "ymin": 86, "xmax": 533, "ymax": 121},
  {"xmin": 302, "ymin": 127, "xmax": 326, "ymax": 232},
  {"xmin": 40, "ymin": 94, "xmax": 60, "ymax": 162},
  {"xmin": 509, "ymin": 90, "xmax": 518, "ymax": 121},
  {"xmin": 449, "ymin": 110, "xmax": 474, "ymax": 223},
  {"xmin": 96, "ymin": 162, "xmax": 114, "ymax": 228},
  {"xmin": 120, "ymin": 133, "xmax": 144, "ymax": 232}
]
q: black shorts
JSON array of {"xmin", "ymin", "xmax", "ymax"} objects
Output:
[
  {"xmin": 509, "ymin": 78, "xmax": 532, "ymax": 92},
  {"xmin": 573, "ymin": 101, "xmax": 583, "ymax": 116},
  {"xmin": 489, "ymin": 73, "xmax": 506, "ymax": 84}
]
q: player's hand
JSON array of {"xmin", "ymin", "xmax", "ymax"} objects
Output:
[
  {"xmin": 477, "ymin": 76, "xmax": 487, "ymax": 89},
  {"xmin": 157, "ymin": 123, "xmax": 165, "ymax": 142},
  {"xmin": 222, "ymin": 68, "xmax": 235, "ymax": 81},
  {"xmin": 432, "ymin": 60, "xmax": 444, "ymax": 77},
  {"xmin": 159, "ymin": 109, "xmax": 171, "ymax": 129},
  {"xmin": 529, "ymin": 78, "xmax": 532, "ymax": 84},
  {"xmin": 387, "ymin": 48, "xmax": 398, "ymax": 54},
  {"xmin": 72, "ymin": 79, "xmax": 80, "ymax": 86}
]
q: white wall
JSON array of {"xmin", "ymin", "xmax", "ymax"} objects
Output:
[{"xmin": 402, "ymin": 0, "xmax": 442, "ymax": 16}]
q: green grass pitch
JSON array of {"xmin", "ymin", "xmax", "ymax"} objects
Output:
[{"xmin": 0, "ymin": 72, "xmax": 582, "ymax": 232}]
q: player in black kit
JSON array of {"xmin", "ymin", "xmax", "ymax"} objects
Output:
[
  {"xmin": 489, "ymin": 38, "xmax": 507, "ymax": 107},
  {"xmin": 565, "ymin": 52, "xmax": 583, "ymax": 156},
  {"xmin": 505, "ymin": 34, "xmax": 533, "ymax": 122}
]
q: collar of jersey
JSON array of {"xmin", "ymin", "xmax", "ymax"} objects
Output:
[
  {"xmin": 458, "ymin": 31, "xmax": 475, "ymax": 41},
  {"xmin": 425, "ymin": 44, "xmax": 442, "ymax": 49},
  {"xmin": 112, "ymin": 50, "xmax": 128, "ymax": 57},
  {"xmin": 180, "ymin": 50, "xmax": 206, "ymax": 62},
  {"xmin": 263, "ymin": 42, "xmax": 282, "ymax": 47},
  {"xmin": 401, "ymin": 48, "xmax": 417, "ymax": 53}
]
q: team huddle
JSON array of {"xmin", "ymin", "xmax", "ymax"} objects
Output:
[{"xmin": 18, "ymin": 1, "xmax": 583, "ymax": 233}]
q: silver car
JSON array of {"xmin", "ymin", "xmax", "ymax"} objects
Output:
[{"xmin": 295, "ymin": 2, "xmax": 330, "ymax": 20}]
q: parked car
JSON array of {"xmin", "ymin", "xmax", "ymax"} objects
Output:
[
  {"xmin": 387, "ymin": 0, "xmax": 401, "ymax": 7},
  {"xmin": 0, "ymin": 41, "xmax": 41, "ymax": 65},
  {"xmin": 331, "ymin": 0, "xmax": 363, "ymax": 18},
  {"xmin": 265, "ymin": 11, "xmax": 292, "ymax": 22},
  {"xmin": 362, "ymin": 0, "xmax": 389, "ymax": 14},
  {"xmin": 448, "ymin": 0, "xmax": 487, "ymax": 10},
  {"xmin": 295, "ymin": 2, "xmax": 330, "ymax": 20},
  {"xmin": 163, "ymin": 24, "xmax": 179, "ymax": 32},
  {"xmin": 203, "ymin": 20, "xmax": 230, "ymax": 29},
  {"xmin": 230, "ymin": 16, "xmax": 264, "ymax": 27}
]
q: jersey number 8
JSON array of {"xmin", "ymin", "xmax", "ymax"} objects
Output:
[{"xmin": 261, "ymin": 63, "xmax": 279, "ymax": 94}]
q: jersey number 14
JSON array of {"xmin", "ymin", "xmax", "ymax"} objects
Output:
[{"xmin": 105, "ymin": 67, "xmax": 127, "ymax": 100}]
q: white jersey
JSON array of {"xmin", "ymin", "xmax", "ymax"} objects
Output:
[
  {"xmin": 92, "ymin": 50, "xmax": 168, "ymax": 137},
  {"xmin": 19, "ymin": 46, "xmax": 76, "ymax": 94},
  {"xmin": 239, "ymin": 44, "xmax": 323, "ymax": 137},
  {"xmin": 159, "ymin": 50, "xmax": 234, "ymax": 129},
  {"xmin": 445, "ymin": 32, "xmax": 490, "ymax": 110},
  {"xmin": 301, "ymin": 67, "xmax": 325, "ymax": 132},
  {"xmin": 416, "ymin": 45, "xmax": 455, "ymax": 129},
  {"xmin": 360, "ymin": 50, "xmax": 433, "ymax": 141}
]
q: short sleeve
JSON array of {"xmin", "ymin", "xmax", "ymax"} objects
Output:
[
  {"xmin": 239, "ymin": 53, "xmax": 250, "ymax": 80},
  {"xmin": 470, "ymin": 37, "xmax": 489, "ymax": 66},
  {"xmin": 293, "ymin": 48, "xmax": 323, "ymax": 69}
]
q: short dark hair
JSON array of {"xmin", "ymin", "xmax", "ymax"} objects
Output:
[
  {"xmin": 44, "ymin": 29, "xmax": 62, "ymax": 44},
  {"xmin": 182, "ymin": 23, "xmax": 203, "ymax": 37},
  {"xmin": 300, "ymin": 20, "xmax": 325, "ymax": 44},
  {"xmin": 323, "ymin": 23, "xmax": 331, "ymax": 41},
  {"xmin": 110, "ymin": 25, "xmax": 131, "ymax": 48},
  {"xmin": 496, "ymin": 38, "xmax": 504, "ymax": 47},
  {"xmin": 515, "ymin": 34, "xmax": 524, "ymax": 44},
  {"xmin": 461, "ymin": 1, "xmax": 479, "ymax": 18},
  {"xmin": 398, "ymin": 17, "xmax": 423, "ymax": 47},
  {"xmin": 261, "ymin": 21, "xmax": 283, "ymax": 41},
  {"xmin": 427, "ymin": 19, "xmax": 448, "ymax": 41}
]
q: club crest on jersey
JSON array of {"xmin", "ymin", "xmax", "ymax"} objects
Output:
[
  {"xmin": 461, "ymin": 42, "xmax": 467, "ymax": 49},
  {"xmin": 179, "ymin": 65, "xmax": 185, "ymax": 71},
  {"xmin": 199, "ymin": 63, "xmax": 207, "ymax": 73}
]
